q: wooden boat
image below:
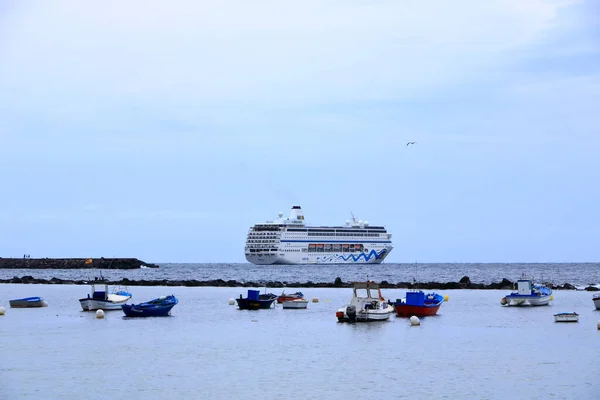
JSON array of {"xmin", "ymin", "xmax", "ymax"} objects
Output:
[
  {"xmin": 9, "ymin": 296, "xmax": 48, "ymax": 308},
  {"xmin": 122, "ymin": 295, "xmax": 178, "ymax": 317},
  {"xmin": 236, "ymin": 290, "xmax": 277, "ymax": 310},
  {"xmin": 336, "ymin": 281, "xmax": 393, "ymax": 322},
  {"xmin": 277, "ymin": 291, "xmax": 305, "ymax": 303},
  {"xmin": 500, "ymin": 275, "xmax": 552, "ymax": 306},
  {"xmin": 393, "ymin": 291, "xmax": 444, "ymax": 317},
  {"xmin": 593, "ymin": 293, "xmax": 600, "ymax": 310},
  {"xmin": 79, "ymin": 283, "xmax": 132, "ymax": 311},
  {"xmin": 554, "ymin": 312, "xmax": 579, "ymax": 323},
  {"xmin": 282, "ymin": 299, "xmax": 309, "ymax": 309}
]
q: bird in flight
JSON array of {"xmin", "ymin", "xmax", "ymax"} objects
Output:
[{"xmin": 406, "ymin": 142, "xmax": 416, "ymax": 146}]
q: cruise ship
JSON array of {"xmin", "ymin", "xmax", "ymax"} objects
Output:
[{"xmin": 244, "ymin": 206, "xmax": 393, "ymax": 265}]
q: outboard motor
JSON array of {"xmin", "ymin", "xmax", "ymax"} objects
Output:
[{"xmin": 346, "ymin": 305, "xmax": 357, "ymax": 323}]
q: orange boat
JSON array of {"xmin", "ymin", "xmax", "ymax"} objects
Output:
[{"xmin": 277, "ymin": 291, "xmax": 305, "ymax": 304}]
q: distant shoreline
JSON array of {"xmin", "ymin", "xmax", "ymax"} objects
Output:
[
  {"xmin": 0, "ymin": 258, "xmax": 159, "ymax": 269},
  {"xmin": 1, "ymin": 275, "xmax": 598, "ymax": 291}
]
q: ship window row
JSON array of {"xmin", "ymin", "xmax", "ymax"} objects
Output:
[
  {"xmin": 248, "ymin": 249, "xmax": 278, "ymax": 252},
  {"xmin": 247, "ymin": 240, "xmax": 278, "ymax": 244},
  {"xmin": 307, "ymin": 232, "xmax": 380, "ymax": 237},
  {"xmin": 307, "ymin": 244, "xmax": 365, "ymax": 253}
]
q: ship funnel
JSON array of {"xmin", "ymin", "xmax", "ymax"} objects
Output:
[{"xmin": 289, "ymin": 205, "xmax": 305, "ymax": 222}]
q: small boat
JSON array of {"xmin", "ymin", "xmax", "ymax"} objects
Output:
[
  {"xmin": 393, "ymin": 291, "xmax": 444, "ymax": 317},
  {"xmin": 79, "ymin": 283, "xmax": 132, "ymax": 311},
  {"xmin": 9, "ymin": 296, "xmax": 48, "ymax": 308},
  {"xmin": 554, "ymin": 312, "xmax": 579, "ymax": 323},
  {"xmin": 336, "ymin": 281, "xmax": 394, "ymax": 322},
  {"xmin": 282, "ymin": 299, "xmax": 309, "ymax": 309},
  {"xmin": 500, "ymin": 275, "xmax": 552, "ymax": 306},
  {"xmin": 236, "ymin": 289, "xmax": 277, "ymax": 310},
  {"xmin": 122, "ymin": 295, "xmax": 178, "ymax": 317},
  {"xmin": 277, "ymin": 291, "xmax": 304, "ymax": 303},
  {"xmin": 593, "ymin": 293, "xmax": 600, "ymax": 310}
]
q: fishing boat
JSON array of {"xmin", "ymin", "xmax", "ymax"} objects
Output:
[
  {"xmin": 122, "ymin": 295, "xmax": 178, "ymax": 317},
  {"xmin": 282, "ymin": 299, "xmax": 309, "ymax": 309},
  {"xmin": 9, "ymin": 296, "xmax": 48, "ymax": 308},
  {"xmin": 79, "ymin": 283, "xmax": 132, "ymax": 311},
  {"xmin": 236, "ymin": 289, "xmax": 277, "ymax": 310},
  {"xmin": 277, "ymin": 291, "xmax": 305, "ymax": 303},
  {"xmin": 393, "ymin": 291, "xmax": 444, "ymax": 317},
  {"xmin": 336, "ymin": 281, "xmax": 393, "ymax": 322},
  {"xmin": 554, "ymin": 312, "xmax": 579, "ymax": 323},
  {"xmin": 500, "ymin": 275, "xmax": 552, "ymax": 306},
  {"xmin": 593, "ymin": 293, "xmax": 600, "ymax": 310}
]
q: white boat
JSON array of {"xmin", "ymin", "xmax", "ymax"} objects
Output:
[
  {"xmin": 244, "ymin": 205, "xmax": 393, "ymax": 265},
  {"xmin": 336, "ymin": 281, "xmax": 394, "ymax": 322},
  {"xmin": 282, "ymin": 299, "xmax": 309, "ymax": 309},
  {"xmin": 79, "ymin": 283, "xmax": 132, "ymax": 311},
  {"xmin": 593, "ymin": 293, "xmax": 600, "ymax": 310},
  {"xmin": 554, "ymin": 312, "xmax": 579, "ymax": 323},
  {"xmin": 500, "ymin": 275, "xmax": 553, "ymax": 306}
]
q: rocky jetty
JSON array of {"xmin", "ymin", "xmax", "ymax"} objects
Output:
[
  {"xmin": 0, "ymin": 258, "xmax": 159, "ymax": 270},
  {"xmin": 0, "ymin": 275, "xmax": 592, "ymax": 290}
]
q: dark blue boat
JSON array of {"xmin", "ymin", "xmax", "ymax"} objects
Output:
[
  {"xmin": 9, "ymin": 296, "xmax": 48, "ymax": 308},
  {"xmin": 236, "ymin": 290, "xmax": 277, "ymax": 310},
  {"xmin": 121, "ymin": 295, "xmax": 178, "ymax": 317}
]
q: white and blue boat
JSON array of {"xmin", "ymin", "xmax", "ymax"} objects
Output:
[
  {"xmin": 122, "ymin": 295, "xmax": 178, "ymax": 317},
  {"xmin": 79, "ymin": 283, "xmax": 132, "ymax": 311},
  {"xmin": 9, "ymin": 296, "xmax": 48, "ymax": 308},
  {"xmin": 501, "ymin": 275, "xmax": 553, "ymax": 307}
]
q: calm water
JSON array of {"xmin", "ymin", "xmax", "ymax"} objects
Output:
[
  {"xmin": 1, "ymin": 262, "xmax": 600, "ymax": 287},
  {"xmin": 0, "ymin": 284, "xmax": 598, "ymax": 400}
]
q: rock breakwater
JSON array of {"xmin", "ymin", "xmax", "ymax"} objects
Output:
[
  {"xmin": 0, "ymin": 258, "xmax": 159, "ymax": 269},
  {"xmin": 0, "ymin": 275, "xmax": 596, "ymax": 291}
]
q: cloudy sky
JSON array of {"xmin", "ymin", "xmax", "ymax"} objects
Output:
[{"xmin": 0, "ymin": 0, "xmax": 598, "ymax": 263}]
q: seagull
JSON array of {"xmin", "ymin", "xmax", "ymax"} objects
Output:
[{"xmin": 406, "ymin": 141, "xmax": 416, "ymax": 146}]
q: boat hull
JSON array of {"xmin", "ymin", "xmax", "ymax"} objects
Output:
[
  {"xmin": 282, "ymin": 300, "xmax": 308, "ymax": 309},
  {"xmin": 245, "ymin": 247, "xmax": 392, "ymax": 265},
  {"xmin": 394, "ymin": 304, "xmax": 441, "ymax": 317},
  {"xmin": 503, "ymin": 295, "xmax": 551, "ymax": 307},
  {"xmin": 79, "ymin": 298, "xmax": 130, "ymax": 311},
  {"xmin": 554, "ymin": 313, "xmax": 579, "ymax": 323},
  {"xmin": 593, "ymin": 296, "xmax": 600, "ymax": 310},
  {"xmin": 122, "ymin": 304, "xmax": 175, "ymax": 317},
  {"xmin": 236, "ymin": 298, "xmax": 275, "ymax": 310},
  {"xmin": 9, "ymin": 297, "xmax": 48, "ymax": 308}
]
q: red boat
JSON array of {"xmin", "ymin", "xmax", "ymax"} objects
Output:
[
  {"xmin": 276, "ymin": 291, "xmax": 305, "ymax": 304},
  {"xmin": 393, "ymin": 291, "xmax": 444, "ymax": 317}
]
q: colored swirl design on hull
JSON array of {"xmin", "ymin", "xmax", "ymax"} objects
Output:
[{"xmin": 317, "ymin": 249, "xmax": 388, "ymax": 263}]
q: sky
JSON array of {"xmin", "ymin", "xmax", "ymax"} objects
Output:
[{"xmin": 0, "ymin": 0, "xmax": 598, "ymax": 263}]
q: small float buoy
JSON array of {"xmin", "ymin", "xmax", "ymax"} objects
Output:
[
  {"xmin": 550, "ymin": 295, "xmax": 554, "ymax": 301},
  {"xmin": 228, "ymin": 298, "xmax": 235, "ymax": 305},
  {"xmin": 312, "ymin": 297, "xmax": 319, "ymax": 303},
  {"xmin": 443, "ymin": 294, "xmax": 449, "ymax": 302},
  {"xmin": 500, "ymin": 297, "xmax": 507, "ymax": 305},
  {"xmin": 409, "ymin": 316, "xmax": 420, "ymax": 326},
  {"xmin": 96, "ymin": 309, "xmax": 105, "ymax": 319},
  {"xmin": 0, "ymin": 306, "xmax": 5, "ymax": 316}
]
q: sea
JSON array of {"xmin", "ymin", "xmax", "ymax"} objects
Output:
[{"xmin": 1, "ymin": 262, "xmax": 599, "ymax": 400}]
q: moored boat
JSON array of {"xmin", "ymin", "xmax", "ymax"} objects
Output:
[
  {"xmin": 9, "ymin": 296, "xmax": 48, "ymax": 308},
  {"xmin": 393, "ymin": 291, "xmax": 444, "ymax": 317},
  {"xmin": 593, "ymin": 293, "xmax": 600, "ymax": 310},
  {"xmin": 122, "ymin": 295, "xmax": 178, "ymax": 317},
  {"xmin": 500, "ymin": 275, "xmax": 552, "ymax": 307},
  {"xmin": 277, "ymin": 291, "xmax": 305, "ymax": 303},
  {"xmin": 336, "ymin": 281, "xmax": 393, "ymax": 322},
  {"xmin": 236, "ymin": 290, "xmax": 277, "ymax": 310},
  {"xmin": 554, "ymin": 312, "xmax": 579, "ymax": 323},
  {"xmin": 282, "ymin": 299, "xmax": 309, "ymax": 309},
  {"xmin": 79, "ymin": 283, "xmax": 132, "ymax": 311}
]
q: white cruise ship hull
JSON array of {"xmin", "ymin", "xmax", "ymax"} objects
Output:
[{"xmin": 246, "ymin": 247, "xmax": 392, "ymax": 265}]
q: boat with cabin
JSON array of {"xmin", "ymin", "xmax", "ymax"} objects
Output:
[
  {"xmin": 236, "ymin": 289, "xmax": 277, "ymax": 310},
  {"xmin": 79, "ymin": 282, "xmax": 132, "ymax": 311},
  {"xmin": 500, "ymin": 275, "xmax": 553, "ymax": 306},
  {"xmin": 244, "ymin": 206, "xmax": 393, "ymax": 265},
  {"xmin": 9, "ymin": 296, "xmax": 48, "ymax": 308},
  {"xmin": 393, "ymin": 291, "xmax": 444, "ymax": 317},
  {"xmin": 336, "ymin": 281, "xmax": 394, "ymax": 322}
]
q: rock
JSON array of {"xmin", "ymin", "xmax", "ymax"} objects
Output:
[{"xmin": 584, "ymin": 286, "xmax": 599, "ymax": 291}]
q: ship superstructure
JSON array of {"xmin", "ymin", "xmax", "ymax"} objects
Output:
[{"xmin": 244, "ymin": 206, "xmax": 393, "ymax": 265}]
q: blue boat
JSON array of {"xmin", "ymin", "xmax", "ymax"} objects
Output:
[
  {"xmin": 9, "ymin": 296, "xmax": 48, "ymax": 308},
  {"xmin": 501, "ymin": 275, "xmax": 553, "ymax": 306},
  {"xmin": 236, "ymin": 290, "xmax": 277, "ymax": 310},
  {"xmin": 121, "ymin": 295, "xmax": 178, "ymax": 317}
]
